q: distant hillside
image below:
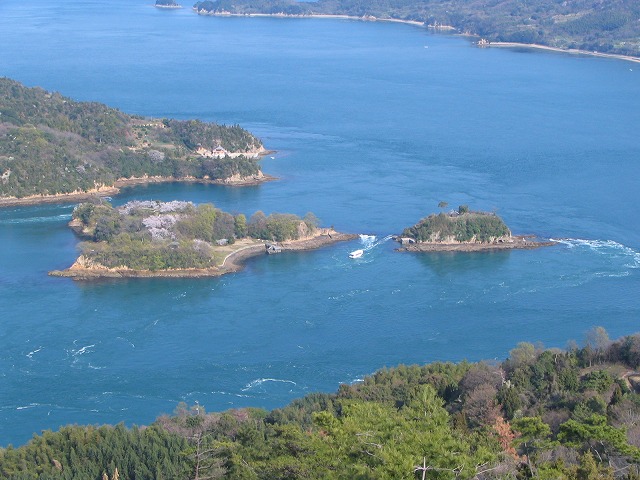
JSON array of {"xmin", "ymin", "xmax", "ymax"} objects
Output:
[
  {"xmin": 194, "ymin": 0, "xmax": 640, "ymax": 56},
  {"xmin": 2, "ymin": 327, "xmax": 640, "ymax": 479},
  {"xmin": 0, "ymin": 78, "xmax": 264, "ymax": 199}
]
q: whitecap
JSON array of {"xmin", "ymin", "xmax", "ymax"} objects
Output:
[
  {"xmin": 359, "ymin": 233, "xmax": 393, "ymax": 252},
  {"xmin": 72, "ymin": 344, "xmax": 95, "ymax": 356},
  {"xmin": 359, "ymin": 234, "xmax": 376, "ymax": 246},
  {"xmin": 26, "ymin": 347, "xmax": 43, "ymax": 358},
  {"xmin": 552, "ymin": 238, "xmax": 640, "ymax": 269},
  {"xmin": 242, "ymin": 378, "xmax": 297, "ymax": 391}
]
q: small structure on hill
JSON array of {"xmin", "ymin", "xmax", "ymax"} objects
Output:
[{"xmin": 196, "ymin": 145, "xmax": 229, "ymax": 158}]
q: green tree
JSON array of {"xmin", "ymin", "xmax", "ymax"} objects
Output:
[
  {"xmin": 234, "ymin": 214, "xmax": 248, "ymax": 238},
  {"xmin": 558, "ymin": 414, "xmax": 638, "ymax": 459},
  {"xmin": 512, "ymin": 416, "xmax": 553, "ymax": 476}
]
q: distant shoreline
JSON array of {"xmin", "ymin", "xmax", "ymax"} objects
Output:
[
  {"xmin": 192, "ymin": 10, "xmax": 456, "ymax": 31},
  {"xmin": 0, "ymin": 173, "xmax": 277, "ymax": 208},
  {"xmin": 49, "ymin": 230, "xmax": 357, "ymax": 280},
  {"xmin": 398, "ymin": 235, "xmax": 556, "ymax": 253},
  {"xmin": 483, "ymin": 42, "xmax": 640, "ymax": 64},
  {"xmin": 193, "ymin": 9, "xmax": 640, "ymax": 63}
]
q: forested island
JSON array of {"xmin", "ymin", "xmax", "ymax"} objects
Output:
[
  {"xmin": 50, "ymin": 199, "xmax": 354, "ymax": 279},
  {"xmin": 0, "ymin": 78, "xmax": 267, "ymax": 206},
  {"xmin": 155, "ymin": 0, "xmax": 182, "ymax": 8},
  {"xmin": 397, "ymin": 205, "xmax": 554, "ymax": 252},
  {"xmin": 193, "ymin": 0, "xmax": 640, "ymax": 58},
  {"xmin": 2, "ymin": 328, "xmax": 640, "ymax": 478}
]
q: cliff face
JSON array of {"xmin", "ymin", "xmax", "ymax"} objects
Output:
[{"xmin": 418, "ymin": 232, "xmax": 513, "ymax": 245}]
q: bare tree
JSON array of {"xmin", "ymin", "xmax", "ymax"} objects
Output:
[
  {"xmin": 585, "ymin": 326, "xmax": 611, "ymax": 364},
  {"xmin": 157, "ymin": 403, "xmax": 226, "ymax": 480}
]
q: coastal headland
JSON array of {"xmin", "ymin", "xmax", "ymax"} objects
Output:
[
  {"xmin": 0, "ymin": 78, "xmax": 269, "ymax": 207},
  {"xmin": 49, "ymin": 230, "xmax": 356, "ymax": 280}
]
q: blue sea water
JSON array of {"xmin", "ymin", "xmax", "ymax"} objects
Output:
[{"xmin": 1, "ymin": 0, "xmax": 640, "ymax": 446}]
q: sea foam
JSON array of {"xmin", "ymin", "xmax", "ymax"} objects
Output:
[
  {"xmin": 552, "ymin": 238, "xmax": 640, "ymax": 269},
  {"xmin": 242, "ymin": 378, "xmax": 297, "ymax": 392}
]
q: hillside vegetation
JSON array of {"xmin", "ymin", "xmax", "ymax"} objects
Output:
[
  {"xmin": 194, "ymin": 0, "xmax": 640, "ymax": 56},
  {"xmin": 67, "ymin": 199, "xmax": 319, "ymax": 271},
  {"xmin": 402, "ymin": 207, "xmax": 511, "ymax": 243},
  {"xmin": 0, "ymin": 78, "xmax": 263, "ymax": 198},
  {"xmin": 2, "ymin": 328, "xmax": 640, "ymax": 478}
]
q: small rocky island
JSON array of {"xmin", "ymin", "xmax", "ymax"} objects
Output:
[
  {"xmin": 155, "ymin": 0, "xmax": 181, "ymax": 8},
  {"xmin": 50, "ymin": 199, "xmax": 355, "ymax": 279},
  {"xmin": 397, "ymin": 205, "xmax": 554, "ymax": 252}
]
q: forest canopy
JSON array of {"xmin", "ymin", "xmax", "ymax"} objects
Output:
[
  {"xmin": 0, "ymin": 78, "xmax": 263, "ymax": 198},
  {"xmin": 402, "ymin": 208, "xmax": 511, "ymax": 243},
  {"xmin": 68, "ymin": 199, "xmax": 319, "ymax": 270}
]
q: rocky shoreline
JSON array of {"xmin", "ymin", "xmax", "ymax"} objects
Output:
[
  {"xmin": 397, "ymin": 235, "xmax": 556, "ymax": 253},
  {"xmin": 0, "ymin": 172, "xmax": 276, "ymax": 208},
  {"xmin": 49, "ymin": 230, "xmax": 357, "ymax": 280}
]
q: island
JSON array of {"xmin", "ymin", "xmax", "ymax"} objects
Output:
[
  {"xmin": 396, "ymin": 205, "xmax": 554, "ymax": 252},
  {"xmin": 49, "ymin": 199, "xmax": 356, "ymax": 279},
  {"xmin": 0, "ymin": 78, "xmax": 269, "ymax": 207},
  {"xmin": 155, "ymin": 0, "xmax": 182, "ymax": 8},
  {"xmin": 193, "ymin": 0, "xmax": 640, "ymax": 59}
]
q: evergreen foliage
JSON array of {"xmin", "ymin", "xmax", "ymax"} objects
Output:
[
  {"xmin": 70, "ymin": 200, "xmax": 316, "ymax": 270},
  {"xmin": 0, "ymin": 424, "xmax": 190, "ymax": 480},
  {"xmin": 0, "ymin": 78, "xmax": 262, "ymax": 198},
  {"xmin": 3, "ymin": 330, "xmax": 640, "ymax": 478},
  {"xmin": 402, "ymin": 210, "xmax": 511, "ymax": 243}
]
